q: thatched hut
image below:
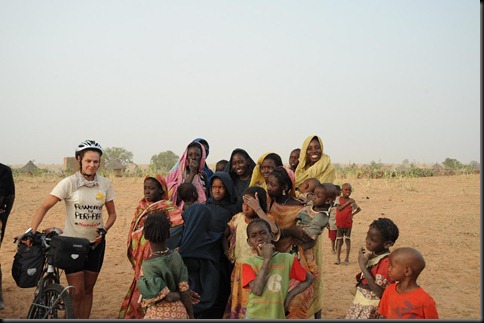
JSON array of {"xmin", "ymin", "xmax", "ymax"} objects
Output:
[
  {"xmin": 105, "ymin": 160, "xmax": 125, "ymax": 177},
  {"xmin": 21, "ymin": 160, "xmax": 39, "ymax": 173}
]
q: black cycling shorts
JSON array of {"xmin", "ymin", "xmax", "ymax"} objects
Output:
[{"xmin": 65, "ymin": 239, "xmax": 106, "ymax": 274}]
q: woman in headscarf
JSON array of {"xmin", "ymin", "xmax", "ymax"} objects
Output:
[
  {"xmin": 266, "ymin": 166, "xmax": 316, "ymax": 319},
  {"xmin": 249, "ymin": 152, "xmax": 284, "ymax": 191},
  {"xmin": 192, "ymin": 138, "xmax": 214, "ymax": 182},
  {"xmin": 167, "ymin": 141, "xmax": 209, "ymax": 209},
  {"xmin": 178, "ymin": 203, "xmax": 224, "ymax": 319},
  {"xmin": 224, "ymin": 148, "xmax": 256, "ymax": 213},
  {"xmin": 118, "ymin": 174, "xmax": 183, "ymax": 319},
  {"xmin": 204, "ymin": 171, "xmax": 238, "ymax": 318},
  {"xmin": 295, "ymin": 135, "xmax": 335, "ymax": 188}
]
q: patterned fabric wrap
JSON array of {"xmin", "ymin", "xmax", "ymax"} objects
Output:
[
  {"xmin": 345, "ymin": 253, "xmax": 392, "ymax": 319},
  {"xmin": 143, "ymin": 300, "xmax": 189, "ymax": 319},
  {"xmin": 166, "ymin": 141, "xmax": 208, "ymax": 209},
  {"xmin": 118, "ymin": 199, "xmax": 182, "ymax": 319}
]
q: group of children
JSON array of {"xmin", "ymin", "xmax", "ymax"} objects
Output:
[{"xmin": 135, "ymin": 172, "xmax": 438, "ymax": 319}]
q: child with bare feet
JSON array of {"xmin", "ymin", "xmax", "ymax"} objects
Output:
[
  {"xmin": 345, "ymin": 217, "xmax": 399, "ymax": 319},
  {"xmin": 328, "ymin": 184, "xmax": 341, "ymax": 254},
  {"xmin": 335, "ymin": 182, "xmax": 361, "ymax": 265},
  {"xmin": 378, "ymin": 247, "xmax": 439, "ymax": 319}
]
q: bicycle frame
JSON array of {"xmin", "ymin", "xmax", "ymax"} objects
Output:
[{"xmin": 27, "ymin": 230, "xmax": 76, "ymax": 319}]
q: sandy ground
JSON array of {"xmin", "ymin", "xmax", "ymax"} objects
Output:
[{"xmin": 0, "ymin": 173, "xmax": 480, "ymax": 319}]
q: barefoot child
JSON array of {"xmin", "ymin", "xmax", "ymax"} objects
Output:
[
  {"xmin": 335, "ymin": 182, "xmax": 361, "ymax": 265},
  {"xmin": 378, "ymin": 247, "xmax": 439, "ymax": 319},
  {"xmin": 328, "ymin": 184, "xmax": 341, "ymax": 254},
  {"xmin": 137, "ymin": 211, "xmax": 194, "ymax": 319},
  {"xmin": 345, "ymin": 217, "xmax": 399, "ymax": 319},
  {"xmin": 242, "ymin": 218, "xmax": 313, "ymax": 319},
  {"xmin": 222, "ymin": 186, "xmax": 278, "ymax": 319}
]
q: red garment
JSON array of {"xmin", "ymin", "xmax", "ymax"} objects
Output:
[
  {"xmin": 356, "ymin": 256, "xmax": 393, "ymax": 287},
  {"xmin": 335, "ymin": 197, "xmax": 353, "ymax": 228},
  {"xmin": 378, "ymin": 283, "xmax": 439, "ymax": 319},
  {"xmin": 241, "ymin": 254, "xmax": 307, "ymax": 289}
]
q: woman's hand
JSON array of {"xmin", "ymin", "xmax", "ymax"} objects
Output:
[
  {"xmin": 188, "ymin": 159, "xmax": 198, "ymax": 174},
  {"xmin": 93, "ymin": 227, "xmax": 107, "ymax": 244}
]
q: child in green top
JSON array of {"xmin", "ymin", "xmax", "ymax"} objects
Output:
[{"xmin": 241, "ymin": 218, "xmax": 313, "ymax": 319}]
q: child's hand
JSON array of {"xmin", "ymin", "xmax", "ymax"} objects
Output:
[
  {"xmin": 164, "ymin": 291, "xmax": 180, "ymax": 302},
  {"xmin": 358, "ymin": 247, "xmax": 369, "ymax": 268},
  {"xmin": 243, "ymin": 193, "xmax": 261, "ymax": 212},
  {"xmin": 190, "ymin": 289, "xmax": 201, "ymax": 304},
  {"xmin": 258, "ymin": 243, "xmax": 275, "ymax": 260}
]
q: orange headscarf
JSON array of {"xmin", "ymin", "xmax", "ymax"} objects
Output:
[{"xmin": 144, "ymin": 174, "xmax": 168, "ymax": 200}]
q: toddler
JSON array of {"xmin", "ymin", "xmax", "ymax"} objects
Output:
[
  {"xmin": 335, "ymin": 182, "xmax": 361, "ymax": 265},
  {"xmin": 296, "ymin": 177, "xmax": 320, "ymax": 205},
  {"xmin": 378, "ymin": 247, "xmax": 439, "ymax": 319},
  {"xmin": 295, "ymin": 184, "xmax": 333, "ymax": 271},
  {"xmin": 327, "ymin": 184, "xmax": 341, "ymax": 254}
]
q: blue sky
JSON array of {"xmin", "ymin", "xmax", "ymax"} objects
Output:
[{"xmin": 0, "ymin": 0, "xmax": 480, "ymax": 167}]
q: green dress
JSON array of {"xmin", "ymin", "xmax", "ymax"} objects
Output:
[{"xmin": 137, "ymin": 251, "xmax": 190, "ymax": 319}]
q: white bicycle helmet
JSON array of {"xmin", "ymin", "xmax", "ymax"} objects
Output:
[{"xmin": 75, "ymin": 140, "xmax": 103, "ymax": 158}]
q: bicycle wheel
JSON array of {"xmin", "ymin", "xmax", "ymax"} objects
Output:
[{"xmin": 27, "ymin": 283, "xmax": 74, "ymax": 319}]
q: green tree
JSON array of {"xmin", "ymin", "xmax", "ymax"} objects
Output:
[
  {"xmin": 150, "ymin": 151, "xmax": 179, "ymax": 172},
  {"xmin": 103, "ymin": 147, "xmax": 134, "ymax": 166},
  {"xmin": 442, "ymin": 158, "xmax": 463, "ymax": 170}
]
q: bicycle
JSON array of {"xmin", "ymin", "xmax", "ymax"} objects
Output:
[{"xmin": 16, "ymin": 227, "xmax": 75, "ymax": 319}]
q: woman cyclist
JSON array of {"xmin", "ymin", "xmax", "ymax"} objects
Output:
[{"xmin": 27, "ymin": 139, "xmax": 117, "ymax": 319}]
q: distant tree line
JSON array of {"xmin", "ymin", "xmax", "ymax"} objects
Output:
[{"xmin": 11, "ymin": 148, "xmax": 480, "ymax": 179}]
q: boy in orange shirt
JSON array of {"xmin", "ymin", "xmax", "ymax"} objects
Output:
[{"xmin": 378, "ymin": 247, "xmax": 439, "ymax": 319}]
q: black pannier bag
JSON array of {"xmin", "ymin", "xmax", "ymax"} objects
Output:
[
  {"xmin": 12, "ymin": 242, "xmax": 45, "ymax": 288},
  {"xmin": 47, "ymin": 236, "xmax": 90, "ymax": 272}
]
